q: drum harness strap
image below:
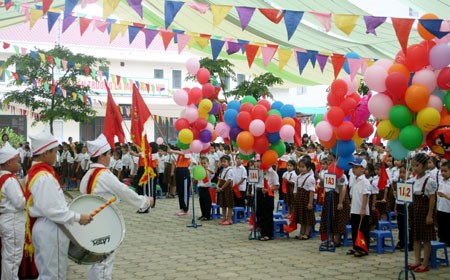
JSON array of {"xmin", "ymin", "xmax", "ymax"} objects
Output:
[
  {"xmin": 0, "ymin": 173, "xmax": 23, "ymax": 203},
  {"xmin": 86, "ymin": 168, "xmax": 108, "ymax": 195}
]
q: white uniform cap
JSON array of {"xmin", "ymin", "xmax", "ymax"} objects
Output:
[
  {"xmin": 0, "ymin": 142, "xmax": 19, "ymax": 164},
  {"xmin": 29, "ymin": 130, "xmax": 59, "ymax": 155},
  {"xmin": 87, "ymin": 134, "xmax": 111, "ymax": 157}
]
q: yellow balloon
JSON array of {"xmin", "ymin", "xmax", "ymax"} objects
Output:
[
  {"xmin": 416, "ymin": 107, "xmax": 441, "ymax": 132},
  {"xmin": 198, "ymin": 110, "xmax": 209, "ymax": 119},
  {"xmin": 199, "ymin": 99, "xmax": 213, "ymax": 113},
  {"xmin": 178, "ymin": 128, "xmax": 194, "ymax": 144},
  {"xmin": 352, "ymin": 132, "xmax": 363, "ymax": 147},
  {"xmin": 377, "ymin": 120, "xmax": 400, "ymax": 140}
]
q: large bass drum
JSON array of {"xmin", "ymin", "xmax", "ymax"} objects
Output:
[{"xmin": 60, "ymin": 194, "xmax": 126, "ymax": 264}]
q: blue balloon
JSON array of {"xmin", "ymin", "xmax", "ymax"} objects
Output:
[
  {"xmin": 224, "ymin": 109, "xmax": 238, "ymax": 127},
  {"xmin": 432, "ymin": 89, "xmax": 446, "ymax": 103},
  {"xmin": 337, "ymin": 155, "xmax": 354, "ymax": 171},
  {"xmin": 280, "ymin": 104, "xmax": 296, "ymax": 118},
  {"xmin": 337, "ymin": 140, "xmax": 356, "ymax": 157},
  {"xmin": 227, "ymin": 100, "xmax": 241, "ymax": 111},
  {"xmin": 267, "ymin": 132, "xmax": 281, "ymax": 144},
  {"xmin": 332, "ymin": 143, "xmax": 338, "ymax": 155},
  {"xmin": 343, "ymin": 52, "xmax": 360, "ymax": 74},
  {"xmin": 271, "ymin": 101, "xmax": 284, "ymax": 111},
  {"xmin": 387, "ymin": 139, "xmax": 408, "ymax": 160}
]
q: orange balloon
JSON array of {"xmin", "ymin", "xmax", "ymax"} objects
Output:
[
  {"xmin": 441, "ymin": 107, "xmax": 449, "ymax": 118},
  {"xmin": 236, "ymin": 131, "xmax": 254, "ymax": 151},
  {"xmin": 405, "ymin": 84, "xmax": 430, "ymax": 112},
  {"xmin": 262, "ymin": 150, "xmax": 278, "ymax": 166},
  {"xmin": 282, "ymin": 117, "xmax": 295, "ymax": 127},
  {"xmin": 418, "ymin": 13, "xmax": 439, "ymax": 41},
  {"xmin": 388, "ymin": 64, "xmax": 411, "ymax": 80},
  {"xmin": 320, "ymin": 133, "xmax": 337, "ymax": 149},
  {"xmin": 211, "ymin": 131, "xmax": 218, "ymax": 142},
  {"xmin": 440, "ymin": 115, "xmax": 450, "ymax": 126}
]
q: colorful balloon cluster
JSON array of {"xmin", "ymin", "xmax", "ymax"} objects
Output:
[
  {"xmin": 365, "ymin": 15, "xmax": 450, "ymax": 160},
  {"xmin": 173, "ymin": 58, "xmax": 221, "ymax": 153},
  {"xmin": 216, "ymin": 97, "xmax": 296, "ymax": 166},
  {"xmin": 314, "ymin": 75, "xmax": 374, "ymax": 170}
]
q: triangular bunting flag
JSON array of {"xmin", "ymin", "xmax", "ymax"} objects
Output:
[
  {"xmin": 128, "ymin": 25, "xmax": 141, "ymax": 44},
  {"xmin": 94, "ymin": 20, "xmax": 109, "ymax": 33},
  {"xmin": 103, "ymin": 0, "xmax": 121, "ymax": 20},
  {"xmin": 144, "ymin": 29, "xmax": 158, "ymax": 48},
  {"xmin": 261, "ymin": 45, "xmax": 278, "ymax": 67},
  {"xmin": 3, "ymin": 42, "xmax": 10, "ymax": 49},
  {"xmin": 296, "ymin": 51, "xmax": 309, "ymax": 75},
  {"xmin": 310, "ymin": 11, "xmax": 331, "ymax": 32},
  {"xmin": 308, "ymin": 50, "xmax": 318, "ymax": 68},
  {"xmin": 348, "ymin": 58, "xmax": 362, "ymax": 80},
  {"xmin": 284, "ymin": 10, "xmax": 304, "ymax": 40},
  {"xmin": 331, "ymin": 54, "xmax": 346, "ymax": 79},
  {"xmin": 177, "ymin": 33, "xmax": 191, "ymax": 54},
  {"xmin": 244, "ymin": 44, "xmax": 259, "ymax": 68},
  {"xmin": 419, "ymin": 19, "xmax": 449, "ymax": 39},
  {"xmin": 278, "ymin": 49, "xmax": 293, "ymax": 71},
  {"xmin": 30, "ymin": 9, "xmax": 43, "ymax": 30},
  {"xmin": 47, "ymin": 11, "xmax": 60, "ymax": 32},
  {"xmin": 116, "ymin": 75, "xmax": 121, "ymax": 85},
  {"xmin": 258, "ymin": 8, "xmax": 284, "ymax": 24},
  {"xmin": 334, "ymin": 14, "xmax": 359, "ymax": 35},
  {"xmin": 43, "ymin": 0, "xmax": 53, "ymax": 15},
  {"xmin": 391, "ymin": 18, "xmax": 415, "ymax": 54},
  {"xmin": 64, "ymin": 0, "xmax": 78, "ymax": 18},
  {"xmin": 79, "ymin": 17, "xmax": 91, "ymax": 36},
  {"xmin": 62, "ymin": 15, "xmax": 77, "ymax": 33},
  {"xmin": 165, "ymin": 0, "xmax": 184, "ymax": 29},
  {"xmin": 30, "ymin": 51, "xmax": 37, "ymax": 60},
  {"xmin": 226, "ymin": 41, "xmax": 241, "ymax": 55},
  {"xmin": 110, "ymin": 23, "xmax": 127, "ymax": 43},
  {"xmin": 46, "ymin": 55, "xmax": 54, "ymax": 64},
  {"xmin": 210, "ymin": 39, "xmax": 225, "ymax": 61},
  {"xmin": 172, "ymin": 29, "xmax": 184, "ymax": 43},
  {"xmin": 363, "ymin": 16, "xmax": 386, "ymax": 35},
  {"xmin": 160, "ymin": 30, "xmax": 175, "ymax": 50},
  {"xmin": 127, "ymin": 0, "xmax": 143, "ymax": 18},
  {"xmin": 210, "ymin": 5, "xmax": 232, "ymax": 27},
  {"xmin": 193, "ymin": 36, "xmax": 209, "ymax": 49},
  {"xmin": 237, "ymin": 39, "xmax": 249, "ymax": 53},
  {"xmin": 316, "ymin": 53, "xmax": 328, "ymax": 73},
  {"xmin": 235, "ymin": 6, "xmax": 255, "ymax": 30},
  {"xmin": 187, "ymin": 1, "xmax": 209, "ymax": 14}
]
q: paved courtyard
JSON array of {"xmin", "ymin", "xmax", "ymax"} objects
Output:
[{"xmin": 66, "ymin": 193, "xmax": 449, "ymax": 280}]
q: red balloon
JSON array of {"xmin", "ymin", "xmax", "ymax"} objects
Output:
[
  {"xmin": 327, "ymin": 106, "xmax": 345, "ymax": 127},
  {"xmin": 201, "ymin": 146, "xmax": 211, "ymax": 154},
  {"xmin": 257, "ymin": 99, "xmax": 271, "ymax": 111},
  {"xmin": 336, "ymin": 121, "xmax": 355, "ymax": 140},
  {"xmin": 194, "ymin": 118, "xmax": 208, "ymax": 130},
  {"xmin": 189, "ymin": 87, "xmax": 203, "ymax": 105},
  {"xmin": 253, "ymin": 136, "xmax": 269, "ymax": 154},
  {"xmin": 236, "ymin": 111, "xmax": 252, "ymax": 130},
  {"xmin": 327, "ymin": 91, "xmax": 343, "ymax": 106},
  {"xmin": 191, "ymin": 127, "xmax": 200, "ymax": 140},
  {"xmin": 328, "ymin": 162, "xmax": 343, "ymax": 178},
  {"xmin": 265, "ymin": 115, "xmax": 282, "ymax": 133},
  {"xmin": 196, "ymin": 68, "xmax": 210, "ymax": 84},
  {"xmin": 419, "ymin": 39, "xmax": 436, "ymax": 56},
  {"xmin": 213, "ymin": 86, "xmax": 221, "ymax": 99},
  {"xmin": 202, "ymin": 83, "xmax": 215, "ymax": 99},
  {"xmin": 405, "ymin": 44, "xmax": 429, "ymax": 72},
  {"xmin": 385, "ymin": 72, "xmax": 409, "ymax": 100},
  {"xmin": 437, "ymin": 67, "xmax": 450, "ymax": 90},
  {"xmin": 175, "ymin": 118, "xmax": 190, "ymax": 131},
  {"xmin": 394, "ymin": 50, "xmax": 406, "ymax": 65},
  {"xmin": 252, "ymin": 105, "xmax": 268, "ymax": 121},
  {"xmin": 357, "ymin": 122, "xmax": 374, "ymax": 138},
  {"xmin": 340, "ymin": 98, "xmax": 357, "ymax": 116},
  {"xmin": 348, "ymin": 92, "xmax": 362, "ymax": 104},
  {"xmin": 330, "ymin": 79, "xmax": 348, "ymax": 99},
  {"xmin": 240, "ymin": 103, "xmax": 254, "ymax": 113}
]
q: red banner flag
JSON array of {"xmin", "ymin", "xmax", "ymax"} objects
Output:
[
  {"xmin": 104, "ymin": 81, "xmax": 125, "ymax": 149},
  {"xmin": 294, "ymin": 117, "xmax": 301, "ymax": 146},
  {"xmin": 378, "ymin": 162, "xmax": 389, "ymax": 191},
  {"xmin": 232, "ymin": 185, "xmax": 242, "ymax": 198},
  {"xmin": 283, "ymin": 210, "xmax": 297, "ymax": 233},
  {"xmin": 355, "ymin": 229, "xmax": 369, "ymax": 253},
  {"xmin": 131, "ymin": 84, "xmax": 151, "ymax": 147}
]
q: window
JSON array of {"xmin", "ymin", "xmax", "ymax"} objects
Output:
[
  {"xmin": 154, "ymin": 117, "xmax": 177, "ymax": 144},
  {"xmin": 0, "ymin": 115, "xmax": 26, "ymax": 136},
  {"xmin": 80, "ymin": 117, "xmax": 105, "ymax": 142},
  {"xmin": 118, "ymin": 104, "xmax": 131, "ymax": 120},
  {"xmin": 0, "ymin": 61, "xmax": 6, "ymax": 82},
  {"xmin": 154, "ymin": 69, "xmax": 164, "ymax": 79},
  {"xmin": 237, "ymin": 74, "xmax": 245, "ymax": 85},
  {"xmin": 172, "ymin": 70, "xmax": 182, "ymax": 89}
]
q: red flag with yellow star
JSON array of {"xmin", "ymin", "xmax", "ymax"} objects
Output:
[
  {"xmin": 355, "ymin": 229, "xmax": 368, "ymax": 253},
  {"xmin": 138, "ymin": 134, "xmax": 156, "ymax": 186},
  {"xmin": 131, "ymin": 84, "xmax": 151, "ymax": 147}
]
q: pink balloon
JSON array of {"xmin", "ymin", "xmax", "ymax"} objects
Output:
[
  {"xmin": 342, "ymin": 75, "xmax": 358, "ymax": 95},
  {"xmin": 190, "ymin": 140, "xmax": 203, "ymax": 153},
  {"xmin": 156, "ymin": 137, "xmax": 164, "ymax": 145},
  {"xmin": 173, "ymin": 89, "xmax": 189, "ymax": 106},
  {"xmin": 315, "ymin": 121, "xmax": 333, "ymax": 141},
  {"xmin": 205, "ymin": 123, "xmax": 214, "ymax": 132},
  {"xmin": 279, "ymin": 125, "xmax": 295, "ymax": 140},
  {"xmin": 310, "ymin": 134, "xmax": 317, "ymax": 142},
  {"xmin": 215, "ymin": 122, "xmax": 230, "ymax": 138},
  {"xmin": 368, "ymin": 93, "xmax": 393, "ymax": 119},
  {"xmin": 373, "ymin": 58, "xmax": 393, "ymax": 70},
  {"xmin": 202, "ymin": 142, "xmax": 211, "ymax": 150},
  {"xmin": 427, "ymin": 95, "xmax": 443, "ymax": 112},
  {"xmin": 249, "ymin": 119, "xmax": 265, "ymax": 137},
  {"xmin": 184, "ymin": 107, "xmax": 199, "ymax": 123},
  {"xmin": 186, "ymin": 58, "xmax": 200, "ymax": 75},
  {"xmin": 412, "ymin": 69, "xmax": 437, "ymax": 93},
  {"xmin": 364, "ymin": 65, "xmax": 388, "ymax": 92},
  {"xmin": 429, "ymin": 44, "xmax": 450, "ymax": 70}
]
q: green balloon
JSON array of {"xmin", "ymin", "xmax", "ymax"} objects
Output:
[
  {"xmin": 208, "ymin": 114, "xmax": 216, "ymax": 125},
  {"xmin": 193, "ymin": 165, "xmax": 206, "ymax": 180},
  {"xmin": 445, "ymin": 92, "xmax": 450, "ymax": 110},
  {"xmin": 399, "ymin": 125, "xmax": 423, "ymax": 151},
  {"xmin": 239, "ymin": 153, "xmax": 255, "ymax": 160},
  {"xmin": 177, "ymin": 139, "xmax": 189, "ymax": 150},
  {"xmin": 232, "ymin": 140, "xmax": 238, "ymax": 148},
  {"xmin": 389, "ymin": 105, "xmax": 413, "ymax": 129},
  {"xmin": 268, "ymin": 109, "xmax": 282, "ymax": 116},
  {"xmin": 270, "ymin": 141, "xmax": 286, "ymax": 157},
  {"xmin": 314, "ymin": 114, "xmax": 324, "ymax": 127},
  {"xmin": 241, "ymin": 96, "xmax": 257, "ymax": 106}
]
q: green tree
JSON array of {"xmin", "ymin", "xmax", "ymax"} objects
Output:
[
  {"xmin": 186, "ymin": 57, "xmax": 236, "ymax": 94},
  {"xmin": 226, "ymin": 72, "xmax": 283, "ymax": 100},
  {"xmin": 3, "ymin": 46, "xmax": 107, "ymax": 134},
  {"xmin": 0, "ymin": 127, "xmax": 25, "ymax": 148}
]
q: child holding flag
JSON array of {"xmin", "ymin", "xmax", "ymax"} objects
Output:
[
  {"xmin": 197, "ymin": 157, "xmax": 214, "ymax": 221},
  {"xmin": 282, "ymin": 160, "xmax": 297, "ymax": 217}
]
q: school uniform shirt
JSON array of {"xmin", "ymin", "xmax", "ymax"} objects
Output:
[
  {"xmin": 387, "ymin": 167, "xmax": 395, "ymax": 183},
  {"xmin": 158, "ymin": 154, "xmax": 168, "ymax": 174},
  {"xmin": 121, "ymin": 153, "xmax": 134, "ymax": 172},
  {"xmin": 428, "ymin": 167, "xmax": 441, "ymax": 187},
  {"xmin": 325, "ymin": 174, "xmax": 348, "ymax": 194},
  {"xmin": 233, "ymin": 165, "xmax": 247, "ymax": 191},
  {"xmin": 348, "ymin": 169, "xmax": 356, "ymax": 189},
  {"xmin": 80, "ymin": 153, "xmax": 90, "ymax": 171},
  {"xmin": 0, "ymin": 171, "xmax": 26, "ymax": 213},
  {"xmin": 370, "ymin": 175, "xmax": 379, "ymax": 195},
  {"xmin": 289, "ymin": 152, "xmax": 297, "ymax": 162},
  {"xmin": 391, "ymin": 166, "xmax": 399, "ymax": 183},
  {"xmin": 350, "ymin": 175, "xmax": 372, "ymax": 215},
  {"xmin": 53, "ymin": 150, "xmax": 61, "ymax": 168},
  {"xmin": 60, "ymin": 150, "xmax": 72, "ymax": 163},
  {"xmin": 220, "ymin": 166, "xmax": 234, "ymax": 183},
  {"xmin": 197, "ymin": 171, "xmax": 214, "ymax": 188},
  {"xmin": 112, "ymin": 159, "xmax": 122, "ymax": 173},
  {"xmin": 294, "ymin": 173, "xmax": 316, "ymax": 193},
  {"xmin": 282, "ymin": 170, "xmax": 297, "ymax": 185},
  {"xmin": 437, "ymin": 178, "xmax": 450, "ymax": 213},
  {"xmin": 412, "ymin": 175, "xmax": 437, "ymax": 197},
  {"xmin": 255, "ymin": 168, "xmax": 279, "ymax": 189},
  {"xmin": 206, "ymin": 153, "xmax": 218, "ymax": 171}
]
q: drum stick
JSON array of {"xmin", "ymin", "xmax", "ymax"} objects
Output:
[{"xmin": 90, "ymin": 196, "xmax": 117, "ymax": 217}]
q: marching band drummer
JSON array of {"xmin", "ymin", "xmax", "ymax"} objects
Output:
[
  {"xmin": 26, "ymin": 130, "xmax": 93, "ymax": 280},
  {"xmin": 80, "ymin": 134, "xmax": 154, "ymax": 280},
  {"xmin": 0, "ymin": 143, "xmax": 25, "ymax": 280}
]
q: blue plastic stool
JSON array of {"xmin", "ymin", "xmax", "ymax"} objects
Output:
[
  {"xmin": 310, "ymin": 218, "xmax": 321, "ymax": 237},
  {"xmin": 430, "ymin": 241, "xmax": 449, "ymax": 269},
  {"xmin": 155, "ymin": 185, "xmax": 163, "ymax": 199},
  {"xmin": 273, "ymin": 219, "xmax": 289, "ymax": 239},
  {"xmin": 211, "ymin": 204, "xmax": 222, "ymax": 220},
  {"xmin": 232, "ymin": 207, "xmax": 246, "ymax": 223},
  {"xmin": 314, "ymin": 204, "xmax": 323, "ymax": 213},
  {"xmin": 342, "ymin": 224, "xmax": 353, "ymax": 247},
  {"xmin": 273, "ymin": 212, "xmax": 284, "ymax": 219},
  {"xmin": 369, "ymin": 230, "xmax": 395, "ymax": 254},
  {"xmin": 276, "ymin": 200, "xmax": 288, "ymax": 214},
  {"xmin": 387, "ymin": 211, "xmax": 398, "ymax": 228},
  {"xmin": 378, "ymin": 220, "xmax": 393, "ymax": 232}
]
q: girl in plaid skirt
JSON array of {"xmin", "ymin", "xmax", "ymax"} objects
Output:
[
  {"xmin": 282, "ymin": 160, "xmax": 297, "ymax": 217},
  {"xmin": 408, "ymin": 153, "xmax": 437, "ymax": 273},
  {"xmin": 293, "ymin": 159, "xmax": 316, "ymax": 240}
]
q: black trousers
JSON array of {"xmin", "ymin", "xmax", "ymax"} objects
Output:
[
  {"xmin": 198, "ymin": 187, "xmax": 212, "ymax": 219},
  {"xmin": 176, "ymin": 167, "xmax": 190, "ymax": 212},
  {"xmin": 135, "ymin": 167, "xmax": 157, "ymax": 206},
  {"xmin": 277, "ymin": 168, "xmax": 287, "ymax": 201},
  {"xmin": 233, "ymin": 190, "xmax": 246, "ymax": 208},
  {"xmin": 159, "ymin": 172, "xmax": 168, "ymax": 193},
  {"xmin": 437, "ymin": 210, "xmax": 450, "ymax": 246},
  {"xmin": 257, "ymin": 189, "xmax": 274, "ymax": 238},
  {"xmin": 351, "ymin": 214, "xmax": 370, "ymax": 251},
  {"xmin": 396, "ymin": 204, "xmax": 414, "ymax": 248}
]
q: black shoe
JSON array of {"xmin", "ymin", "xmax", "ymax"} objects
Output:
[
  {"xmin": 137, "ymin": 208, "xmax": 149, "ymax": 214},
  {"xmin": 395, "ymin": 244, "xmax": 403, "ymax": 250}
]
